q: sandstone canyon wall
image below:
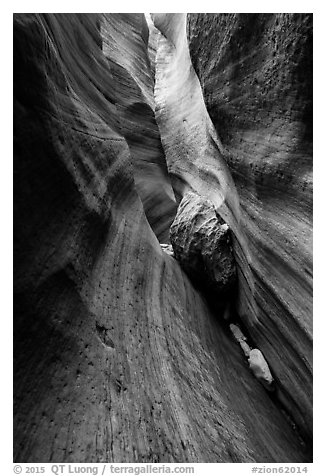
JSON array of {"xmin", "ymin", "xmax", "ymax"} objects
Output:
[
  {"xmin": 153, "ymin": 12, "xmax": 312, "ymax": 442},
  {"xmin": 14, "ymin": 13, "xmax": 312, "ymax": 463}
]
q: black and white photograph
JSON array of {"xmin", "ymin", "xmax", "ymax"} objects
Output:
[{"xmin": 12, "ymin": 4, "xmax": 314, "ymax": 471}]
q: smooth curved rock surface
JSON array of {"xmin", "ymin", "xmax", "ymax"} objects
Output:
[
  {"xmin": 14, "ymin": 13, "xmax": 311, "ymax": 463},
  {"xmin": 153, "ymin": 13, "xmax": 312, "ymax": 442},
  {"xmin": 100, "ymin": 14, "xmax": 177, "ymax": 242}
]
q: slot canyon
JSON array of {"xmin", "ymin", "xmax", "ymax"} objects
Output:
[{"xmin": 13, "ymin": 13, "xmax": 313, "ymax": 463}]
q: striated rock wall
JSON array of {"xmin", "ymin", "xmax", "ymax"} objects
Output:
[
  {"xmin": 14, "ymin": 13, "xmax": 312, "ymax": 463},
  {"xmin": 153, "ymin": 13, "xmax": 312, "ymax": 442},
  {"xmin": 100, "ymin": 14, "xmax": 177, "ymax": 242}
]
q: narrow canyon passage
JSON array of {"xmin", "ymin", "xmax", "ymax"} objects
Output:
[{"xmin": 13, "ymin": 13, "xmax": 312, "ymax": 463}]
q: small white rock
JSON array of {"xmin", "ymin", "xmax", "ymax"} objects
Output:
[
  {"xmin": 239, "ymin": 340, "xmax": 251, "ymax": 358},
  {"xmin": 229, "ymin": 323, "xmax": 251, "ymax": 357},
  {"xmin": 229, "ymin": 323, "xmax": 246, "ymax": 341},
  {"xmin": 248, "ymin": 348, "xmax": 274, "ymax": 389},
  {"xmin": 220, "ymin": 223, "xmax": 229, "ymax": 232},
  {"xmin": 160, "ymin": 243, "xmax": 174, "ymax": 257}
]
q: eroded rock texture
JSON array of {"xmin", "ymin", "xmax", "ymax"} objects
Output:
[
  {"xmin": 14, "ymin": 13, "xmax": 312, "ymax": 463},
  {"xmin": 154, "ymin": 13, "xmax": 312, "ymax": 445},
  {"xmin": 170, "ymin": 191, "xmax": 236, "ymax": 295}
]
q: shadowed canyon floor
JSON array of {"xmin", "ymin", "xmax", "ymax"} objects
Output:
[{"xmin": 14, "ymin": 13, "xmax": 312, "ymax": 463}]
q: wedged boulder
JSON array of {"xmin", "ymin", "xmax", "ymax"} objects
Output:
[{"xmin": 170, "ymin": 191, "xmax": 236, "ymax": 294}]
